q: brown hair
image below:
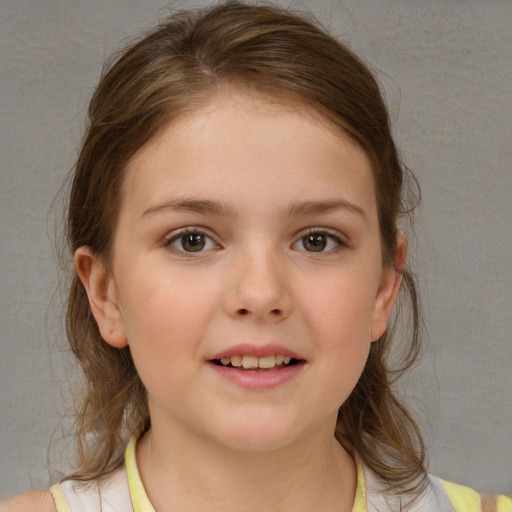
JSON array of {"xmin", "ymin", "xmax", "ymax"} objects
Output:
[{"xmin": 65, "ymin": 0, "xmax": 425, "ymax": 495}]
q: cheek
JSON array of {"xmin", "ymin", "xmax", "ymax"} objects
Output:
[
  {"xmin": 114, "ymin": 279, "xmax": 208, "ymax": 383},
  {"xmin": 118, "ymin": 284, "xmax": 207, "ymax": 399},
  {"xmin": 119, "ymin": 265, "xmax": 212, "ymax": 329},
  {"xmin": 301, "ymin": 273, "xmax": 378, "ymax": 342},
  {"xmin": 299, "ymin": 271, "xmax": 377, "ymax": 389}
]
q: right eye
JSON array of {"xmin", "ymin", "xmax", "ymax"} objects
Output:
[{"xmin": 165, "ymin": 229, "xmax": 218, "ymax": 253}]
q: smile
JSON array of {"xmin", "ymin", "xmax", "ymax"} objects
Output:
[{"xmin": 212, "ymin": 355, "xmax": 300, "ymax": 370}]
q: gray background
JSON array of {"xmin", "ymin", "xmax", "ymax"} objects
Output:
[{"xmin": 1, "ymin": 0, "xmax": 511, "ymax": 498}]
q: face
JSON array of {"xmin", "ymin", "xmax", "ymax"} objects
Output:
[{"xmin": 77, "ymin": 94, "xmax": 402, "ymax": 452}]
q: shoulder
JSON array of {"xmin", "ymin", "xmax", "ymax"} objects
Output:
[
  {"xmin": 0, "ymin": 489, "xmax": 55, "ymax": 512},
  {"xmin": 360, "ymin": 457, "xmax": 511, "ymax": 512},
  {"xmin": 441, "ymin": 479, "xmax": 512, "ymax": 512}
]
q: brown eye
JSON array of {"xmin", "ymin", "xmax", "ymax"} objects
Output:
[
  {"xmin": 292, "ymin": 230, "xmax": 344, "ymax": 253},
  {"xmin": 181, "ymin": 233, "xmax": 206, "ymax": 252},
  {"xmin": 302, "ymin": 233, "xmax": 327, "ymax": 252},
  {"xmin": 166, "ymin": 230, "xmax": 218, "ymax": 253}
]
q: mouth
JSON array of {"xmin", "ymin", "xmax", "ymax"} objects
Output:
[
  {"xmin": 207, "ymin": 346, "xmax": 305, "ymax": 389},
  {"xmin": 210, "ymin": 355, "xmax": 303, "ymax": 371}
]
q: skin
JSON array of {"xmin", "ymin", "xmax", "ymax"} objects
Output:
[
  {"xmin": 0, "ymin": 490, "xmax": 55, "ymax": 512},
  {"xmin": 2, "ymin": 94, "xmax": 405, "ymax": 511}
]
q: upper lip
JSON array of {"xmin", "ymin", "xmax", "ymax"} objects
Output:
[{"xmin": 209, "ymin": 344, "xmax": 304, "ymax": 361}]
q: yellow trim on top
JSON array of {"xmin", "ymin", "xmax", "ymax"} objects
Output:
[
  {"xmin": 49, "ymin": 483, "xmax": 72, "ymax": 512},
  {"xmin": 497, "ymin": 494, "xmax": 512, "ymax": 511},
  {"xmin": 442, "ymin": 479, "xmax": 483, "ymax": 511},
  {"xmin": 125, "ymin": 436, "xmax": 156, "ymax": 512},
  {"xmin": 352, "ymin": 453, "xmax": 368, "ymax": 512},
  {"xmin": 442, "ymin": 479, "xmax": 512, "ymax": 512}
]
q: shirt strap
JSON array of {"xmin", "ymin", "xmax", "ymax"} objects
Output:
[
  {"xmin": 125, "ymin": 435, "xmax": 156, "ymax": 512},
  {"xmin": 50, "ymin": 483, "xmax": 72, "ymax": 512}
]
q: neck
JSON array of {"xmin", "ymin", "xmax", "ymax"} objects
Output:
[{"xmin": 136, "ymin": 416, "xmax": 357, "ymax": 512}]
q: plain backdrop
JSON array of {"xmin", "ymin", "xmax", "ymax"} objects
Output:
[{"xmin": 1, "ymin": 0, "xmax": 511, "ymax": 498}]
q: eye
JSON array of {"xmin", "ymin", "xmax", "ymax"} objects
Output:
[
  {"xmin": 292, "ymin": 230, "xmax": 345, "ymax": 253},
  {"xmin": 165, "ymin": 229, "xmax": 218, "ymax": 253}
]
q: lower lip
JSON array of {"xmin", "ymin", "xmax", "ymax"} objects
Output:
[{"xmin": 207, "ymin": 361, "xmax": 305, "ymax": 390}]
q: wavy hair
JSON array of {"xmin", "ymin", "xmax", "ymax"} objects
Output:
[{"xmin": 64, "ymin": 0, "xmax": 425, "ymax": 496}]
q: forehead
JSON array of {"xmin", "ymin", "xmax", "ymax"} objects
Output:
[
  {"xmin": 128, "ymin": 90, "xmax": 368, "ymax": 165},
  {"xmin": 120, "ymin": 92, "xmax": 377, "ymax": 220}
]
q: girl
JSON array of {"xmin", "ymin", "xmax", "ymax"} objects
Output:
[{"xmin": 3, "ymin": 2, "xmax": 510, "ymax": 511}]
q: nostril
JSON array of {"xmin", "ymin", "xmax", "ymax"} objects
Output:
[{"xmin": 235, "ymin": 308, "xmax": 284, "ymax": 317}]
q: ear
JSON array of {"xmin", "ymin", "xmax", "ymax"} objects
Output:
[
  {"xmin": 74, "ymin": 246, "xmax": 128, "ymax": 348},
  {"xmin": 369, "ymin": 233, "xmax": 407, "ymax": 341}
]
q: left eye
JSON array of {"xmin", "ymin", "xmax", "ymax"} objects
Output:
[
  {"xmin": 293, "ymin": 231, "xmax": 342, "ymax": 253},
  {"xmin": 167, "ymin": 231, "xmax": 218, "ymax": 253}
]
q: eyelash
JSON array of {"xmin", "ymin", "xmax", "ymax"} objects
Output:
[
  {"xmin": 163, "ymin": 227, "xmax": 348, "ymax": 255},
  {"xmin": 292, "ymin": 228, "xmax": 348, "ymax": 254},
  {"xmin": 163, "ymin": 228, "xmax": 218, "ymax": 254}
]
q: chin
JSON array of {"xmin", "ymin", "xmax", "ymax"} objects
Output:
[
  {"xmin": 203, "ymin": 415, "xmax": 309, "ymax": 454},
  {"xmin": 220, "ymin": 432, "xmax": 296, "ymax": 453}
]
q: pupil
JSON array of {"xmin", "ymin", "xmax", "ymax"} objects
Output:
[
  {"xmin": 182, "ymin": 233, "xmax": 205, "ymax": 252},
  {"xmin": 303, "ymin": 234, "xmax": 326, "ymax": 252}
]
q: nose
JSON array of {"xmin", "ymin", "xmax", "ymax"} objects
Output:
[{"xmin": 223, "ymin": 248, "xmax": 293, "ymax": 322}]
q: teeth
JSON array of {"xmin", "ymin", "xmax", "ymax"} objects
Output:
[
  {"xmin": 230, "ymin": 355, "xmax": 242, "ymax": 367},
  {"xmin": 216, "ymin": 354, "xmax": 295, "ymax": 369},
  {"xmin": 242, "ymin": 355, "xmax": 258, "ymax": 369},
  {"xmin": 258, "ymin": 355, "xmax": 275, "ymax": 368}
]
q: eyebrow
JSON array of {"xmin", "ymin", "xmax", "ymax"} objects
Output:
[
  {"xmin": 287, "ymin": 199, "xmax": 368, "ymax": 223},
  {"xmin": 141, "ymin": 198, "xmax": 238, "ymax": 219},
  {"xmin": 141, "ymin": 197, "xmax": 367, "ymax": 223}
]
